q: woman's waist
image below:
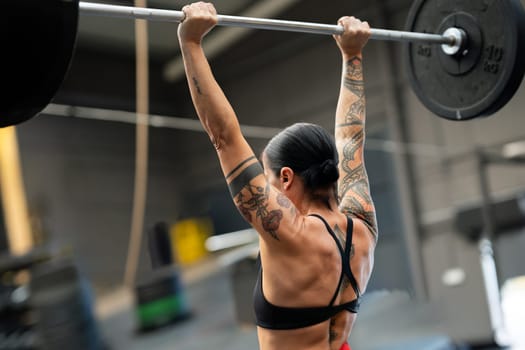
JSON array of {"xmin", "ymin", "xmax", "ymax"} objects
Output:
[{"xmin": 257, "ymin": 322, "xmax": 329, "ymax": 349}]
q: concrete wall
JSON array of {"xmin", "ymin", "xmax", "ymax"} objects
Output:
[{"xmin": 16, "ymin": 115, "xmax": 190, "ymax": 290}]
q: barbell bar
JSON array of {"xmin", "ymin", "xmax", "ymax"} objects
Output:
[
  {"xmin": 2, "ymin": 0, "xmax": 525, "ymax": 128},
  {"xmin": 78, "ymin": 2, "xmax": 457, "ymax": 47}
]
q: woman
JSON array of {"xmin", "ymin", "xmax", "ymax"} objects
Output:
[{"xmin": 178, "ymin": 3, "xmax": 377, "ymax": 350}]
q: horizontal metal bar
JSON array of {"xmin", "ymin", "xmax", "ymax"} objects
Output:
[
  {"xmin": 42, "ymin": 103, "xmax": 282, "ymax": 139},
  {"xmin": 79, "ymin": 2, "xmax": 185, "ymax": 22},
  {"xmin": 78, "ymin": 2, "xmax": 455, "ymax": 46}
]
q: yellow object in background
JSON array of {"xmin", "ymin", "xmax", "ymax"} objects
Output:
[
  {"xmin": 0, "ymin": 127, "xmax": 33, "ymax": 255},
  {"xmin": 171, "ymin": 218, "xmax": 212, "ymax": 265}
]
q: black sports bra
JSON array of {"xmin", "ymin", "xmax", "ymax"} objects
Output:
[{"xmin": 253, "ymin": 214, "xmax": 361, "ymax": 330}]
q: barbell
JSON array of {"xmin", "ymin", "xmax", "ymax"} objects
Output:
[{"xmin": 2, "ymin": 0, "xmax": 525, "ymax": 128}]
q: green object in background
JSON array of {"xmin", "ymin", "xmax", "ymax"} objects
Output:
[
  {"xmin": 134, "ymin": 268, "xmax": 192, "ymax": 331},
  {"xmin": 136, "ymin": 293, "xmax": 189, "ymax": 329}
]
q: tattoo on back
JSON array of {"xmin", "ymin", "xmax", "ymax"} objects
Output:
[
  {"xmin": 329, "ymin": 318, "xmax": 338, "ymax": 342},
  {"xmin": 334, "ymin": 225, "xmax": 354, "ymax": 293},
  {"xmin": 333, "ymin": 224, "xmax": 345, "ymax": 245}
]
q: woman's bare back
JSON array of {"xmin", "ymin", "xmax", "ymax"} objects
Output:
[{"xmin": 256, "ymin": 212, "xmax": 376, "ymax": 350}]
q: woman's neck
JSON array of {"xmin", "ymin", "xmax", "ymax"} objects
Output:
[{"xmin": 294, "ymin": 187, "xmax": 339, "ymax": 215}]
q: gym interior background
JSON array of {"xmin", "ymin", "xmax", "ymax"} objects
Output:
[{"xmin": 1, "ymin": 0, "xmax": 524, "ymax": 349}]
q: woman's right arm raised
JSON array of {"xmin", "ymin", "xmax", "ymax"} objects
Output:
[{"xmin": 333, "ymin": 17, "xmax": 378, "ymax": 241}]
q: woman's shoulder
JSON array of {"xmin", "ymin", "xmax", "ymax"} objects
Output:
[{"xmin": 293, "ymin": 212, "xmax": 352, "ymax": 248}]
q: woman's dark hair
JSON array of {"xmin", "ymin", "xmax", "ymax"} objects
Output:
[{"xmin": 264, "ymin": 123, "xmax": 339, "ymax": 190}]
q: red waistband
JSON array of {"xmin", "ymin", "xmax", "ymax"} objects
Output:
[{"xmin": 339, "ymin": 342, "xmax": 351, "ymax": 350}]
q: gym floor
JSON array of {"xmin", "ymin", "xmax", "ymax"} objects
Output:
[
  {"xmin": 98, "ymin": 268, "xmax": 259, "ymax": 350},
  {"xmin": 96, "ymin": 263, "xmax": 525, "ymax": 350}
]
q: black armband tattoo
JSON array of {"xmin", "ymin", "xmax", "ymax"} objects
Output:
[
  {"xmin": 228, "ymin": 162, "xmax": 264, "ymax": 197},
  {"xmin": 336, "ymin": 119, "xmax": 364, "ymax": 128},
  {"xmin": 225, "ymin": 156, "xmax": 256, "ymax": 179}
]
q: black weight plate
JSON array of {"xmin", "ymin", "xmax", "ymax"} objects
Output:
[
  {"xmin": 1, "ymin": 0, "xmax": 79, "ymax": 128},
  {"xmin": 405, "ymin": 0, "xmax": 525, "ymax": 121},
  {"xmin": 483, "ymin": 0, "xmax": 525, "ymax": 116}
]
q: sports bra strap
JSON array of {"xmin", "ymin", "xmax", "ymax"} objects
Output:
[
  {"xmin": 308, "ymin": 214, "xmax": 361, "ymax": 299},
  {"xmin": 343, "ymin": 216, "xmax": 360, "ymax": 297},
  {"xmin": 307, "ymin": 214, "xmax": 344, "ymax": 306},
  {"xmin": 308, "ymin": 214, "xmax": 345, "ymax": 253}
]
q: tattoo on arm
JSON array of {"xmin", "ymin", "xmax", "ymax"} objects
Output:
[
  {"xmin": 228, "ymin": 162, "xmax": 263, "ymax": 197},
  {"xmin": 341, "ymin": 57, "xmax": 366, "ymax": 125},
  {"xmin": 235, "ymin": 183, "xmax": 283, "ymax": 241},
  {"xmin": 345, "ymin": 97, "xmax": 365, "ymax": 123},
  {"xmin": 343, "ymin": 77, "xmax": 364, "ymax": 99},
  {"xmin": 335, "ymin": 57, "xmax": 378, "ymax": 239},
  {"xmin": 226, "ymin": 156, "xmax": 256, "ymax": 179},
  {"xmin": 336, "ymin": 119, "xmax": 364, "ymax": 128},
  {"xmin": 192, "ymin": 76, "xmax": 203, "ymax": 95},
  {"xmin": 346, "ymin": 56, "xmax": 363, "ymax": 81},
  {"xmin": 338, "ymin": 167, "xmax": 378, "ymax": 239},
  {"xmin": 228, "ymin": 159, "xmax": 283, "ymax": 241}
]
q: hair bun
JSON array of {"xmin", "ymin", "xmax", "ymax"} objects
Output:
[
  {"xmin": 320, "ymin": 159, "xmax": 336, "ymax": 176},
  {"xmin": 302, "ymin": 159, "xmax": 339, "ymax": 188},
  {"xmin": 319, "ymin": 159, "xmax": 339, "ymax": 183}
]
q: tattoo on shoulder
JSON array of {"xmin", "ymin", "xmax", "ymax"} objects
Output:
[{"xmin": 333, "ymin": 224, "xmax": 346, "ymax": 247}]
